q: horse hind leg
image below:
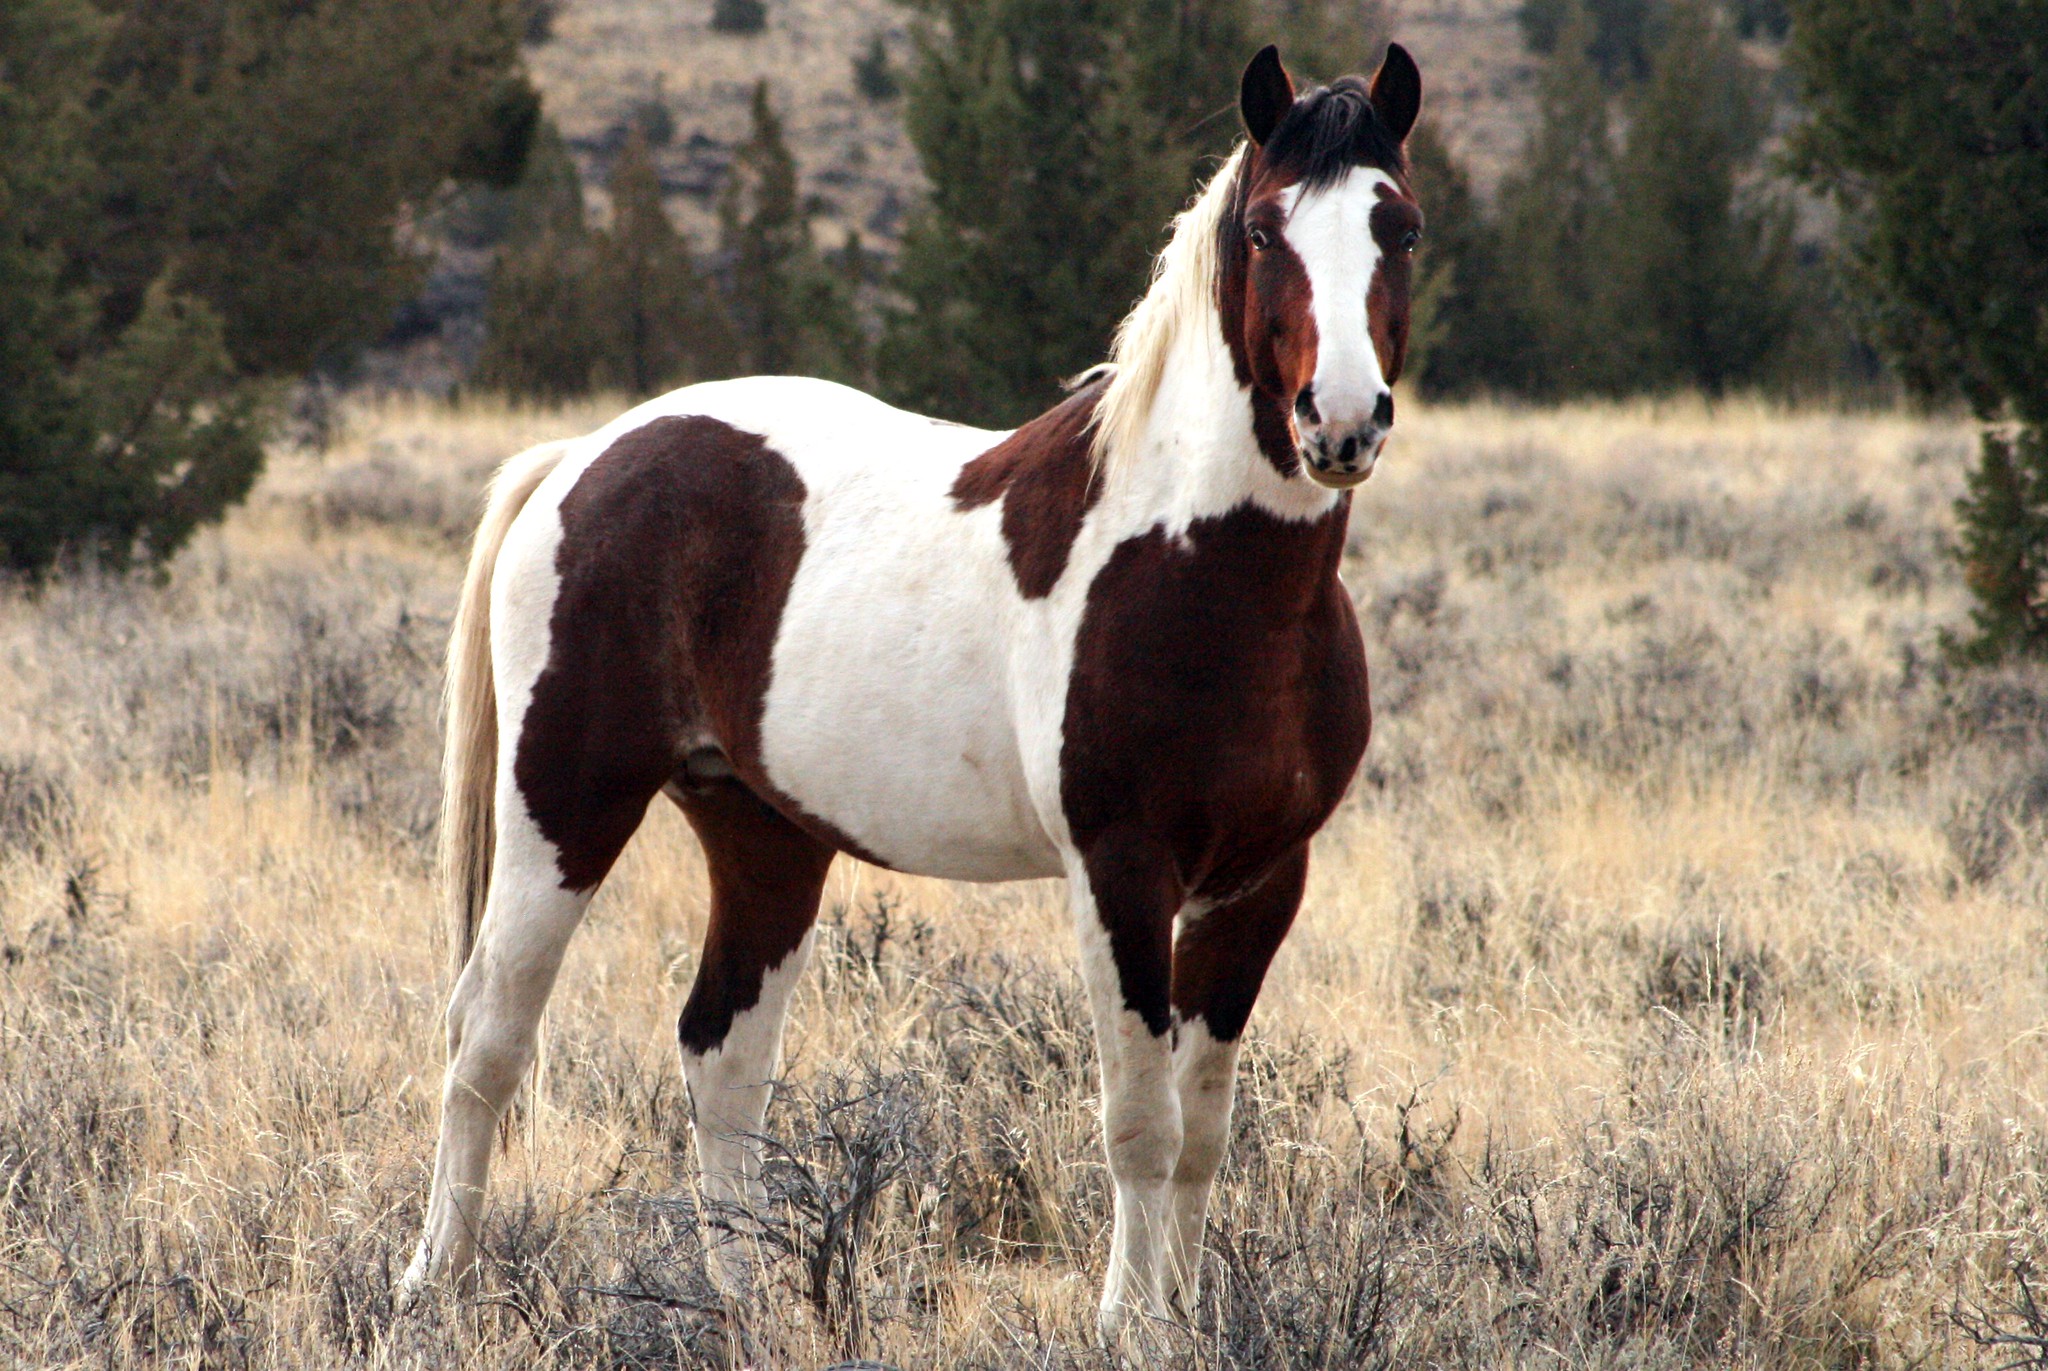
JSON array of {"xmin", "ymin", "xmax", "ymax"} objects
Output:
[
  {"xmin": 668, "ymin": 774, "xmax": 835, "ymax": 1294},
  {"xmin": 405, "ymin": 788, "xmax": 657, "ymax": 1297}
]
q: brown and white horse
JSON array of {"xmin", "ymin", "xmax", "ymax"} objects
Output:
[{"xmin": 401, "ymin": 44, "xmax": 1424, "ymax": 1337}]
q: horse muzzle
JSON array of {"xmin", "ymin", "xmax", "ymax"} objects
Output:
[{"xmin": 1299, "ymin": 422, "xmax": 1388, "ymax": 488}]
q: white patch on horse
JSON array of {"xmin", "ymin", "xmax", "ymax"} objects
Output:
[
  {"xmin": 1070, "ymin": 868, "xmax": 1183, "ymax": 1338},
  {"xmin": 682, "ymin": 926, "xmax": 817, "ymax": 1293},
  {"xmin": 1280, "ymin": 169, "xmax": 1396, "ymax": 473},
  {"xmin": 1167, "ymin": 1015, "xmax": 1240, "ymax": 1313}
]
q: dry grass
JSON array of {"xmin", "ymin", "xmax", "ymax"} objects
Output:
[{"xmin": 3, "ymin": 393, "xmax": 2046, "ymax": 1368}]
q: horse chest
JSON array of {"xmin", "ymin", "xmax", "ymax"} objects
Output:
[{"xmin": 1057, "ymin": 508, "xmax": 1371, "ymax": 895}]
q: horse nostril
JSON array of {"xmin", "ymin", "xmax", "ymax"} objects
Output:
[
  {"xmin": 1372, "ymin": 391, "xmax": 1395, "ymax": 428},
  {"xmin": 1338, "ymin": 434, "xmax": 1359, "ymax": 464},
  {"xmin": 1294, "ymin": 388, "xmax": 1320, "ymax": 425}
]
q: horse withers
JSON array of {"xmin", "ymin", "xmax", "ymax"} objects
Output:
[{"xmin": 400, "ymin": 42, "xmax": 1424, "ymax": 1340}]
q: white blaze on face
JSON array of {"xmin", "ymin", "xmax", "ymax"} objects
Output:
[{"xmin": 1280, "ymin": 168, "xmax": 1395, "ymax": 435}]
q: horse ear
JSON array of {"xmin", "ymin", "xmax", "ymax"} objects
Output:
[
  {"xmin": 1370, "ymin": 42, "xmax": 1421, "ymax": 144},
  {"xmin": 1240, "ymin": 45, "xmax": 1294, "ymax": 146}
]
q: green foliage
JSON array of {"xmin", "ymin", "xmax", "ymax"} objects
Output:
[
  {"xmin": 1425, "ymin": 0, "xmax": 1811, "ymax": 400},
  {"xmin": 1788, "ymin": 0, "xmax": 2048, "ymax": 657},
  {"xmin": 519, "ymin": 0, "xmax": 561, "ymax": 45},
  {"xmin": 1952, "ymin": 429, "xmax": 2048, "ymax": 661},
  {"xmin": 0, "ymin": 0, "xmax": 262, "ymax": 576},
  {"xmin": 854, "ymin": 34, "xmax": 900, "ymax": 101},
  {"xmin": 1520, "ymin": 0, "xmax": 1660, "ymax": 85},
  {"xmin": 711, "ymin": 0, "xmax": 768, "ymax": 35},
  {"xmin": 719, "ymin": 83, "xmax": 866, "ymax": 382},
  {"xmin": 603, "ymin": 132, "xmax": 740, "ymax": 391},
  {"xmin": 80, "ymin": 0, "xmax": 537, "ymax": 379},
  {"xmin": 1262, "ymin": 0, "xmax": 1391, "ymax": 86},
  {"xmin": 879, "ymin": 0, "xmax": 1251, "ymax": 426},
  {"xmin": 1403, "ymin": 121, "xmax": 1522, "ymax": 398},
  {"xmin": 472, "ymin": 123, "xmax": 607, "ymax": 401},
  {"xmin": 1490, "ymin": 6, "xmax": 1623, "ymax": 395},
  {"xmin": 1604, "ymin": 0, "xmax": 1798, "ymax": 395},
  {"xmin": 475, "ymin": 125, "xmax": 736, "ymax": 400}
]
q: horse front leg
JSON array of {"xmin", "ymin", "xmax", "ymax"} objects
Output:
[
  {"xmin": 1163, "ymin": 845, "xmax": 1309, "ymax": 1317},
  {"xmin": 1068, "ymin": 838, "xmax": 1184, "ymax": 1343}
]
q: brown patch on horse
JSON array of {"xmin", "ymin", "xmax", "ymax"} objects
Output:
[
  {"xmin": 949, "ymin": 381, "xmax": 1106, "ymax": 598},
  {"xmin": 672, "ymin": 775, "xmax": 835, "ymax": 1054},
  {"xmin": 1060, "ymin": 502, "xmax": 1371, "ymax": 1032},
  {"xmin": 1215, "ymin": 156, "xmax": 1315, "ymax": 478},
  {"xmin": 513, "ymin": 415, "xmax": 881, "ymax": 893},
  {"xmin": 1171, "ymin": 844, "xmax": 1309, "ymax": 1041},
  {"xmin": 1368, "ymin": 184, "xmax": 1423, "ymax": 383}
]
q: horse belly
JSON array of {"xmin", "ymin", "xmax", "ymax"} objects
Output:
[{"xmin": 756, "ymin": 509, "xmax": 1060, "ymax": 883}]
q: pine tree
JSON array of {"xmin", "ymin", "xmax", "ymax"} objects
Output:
[
  {"xmin": 719, "ymin": 82, "xmax": 863, "ymax": 383},
  {"xmin": 1607, "ymin": 0, "xmax": 1797, "ymax": 395},
  {"xmin": 473, "ymin": 121, "xmax": 605, "ymax": 400},
  {"xmin": 1789, "ymin": 0, "xmax": 2048, "ymax": 658},
  {"xmin": 1492, "ymin": 4, "xmax": 1622, "ymax": 397},
  {"xmin": 599, "ymin": 130, "xmax": 737, "ymax": 392},
  {"xmin": 0, "ymin": 0, "xmax": 261, "ymax": 575},
  {"xmin": 879, "ymin": 0, "xmax": 1248, "ymax": 426}
]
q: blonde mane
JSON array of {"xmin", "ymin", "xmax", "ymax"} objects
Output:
[{"xmin": 1086, "ymin": 143, "xmax": 1247, "ymax": 480}]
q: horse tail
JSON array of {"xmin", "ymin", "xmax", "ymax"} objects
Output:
[{"xmin": 441, "ymin": 439, "xmax": 571, "ymax": 983}]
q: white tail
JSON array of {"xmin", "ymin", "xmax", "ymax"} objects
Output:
[{"xmin": 440, "ymin": 440, "xmax": 571, "ymax": 982}]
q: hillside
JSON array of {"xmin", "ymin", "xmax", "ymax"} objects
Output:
[
  {"xmin": 525, "ymin": 0, "xmax": 1537, "ymax": 255},
  {"xmin": 343, "ymin": 0, "xmax": 1537, "ymax": 388}
]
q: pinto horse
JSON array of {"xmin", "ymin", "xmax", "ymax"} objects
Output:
[{"xmin": 401, "ymin": 43, "xmax": 1424, "ymax": 1336}]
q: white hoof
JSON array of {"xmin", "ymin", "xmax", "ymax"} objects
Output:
[{"xmin": 393, "ymin": 1248, "xmax": 434, "ymax": 1313}]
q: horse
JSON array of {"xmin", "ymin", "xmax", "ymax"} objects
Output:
[{"xmin": 399, "ymin": 42, "xmax": 1424, "ymax": 1338}]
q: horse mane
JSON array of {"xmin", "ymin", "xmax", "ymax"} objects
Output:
[{"xmin": 1085, "ymin": 143, "xmax": 1247, "ymax": 481}]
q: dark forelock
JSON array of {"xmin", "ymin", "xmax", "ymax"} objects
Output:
[{"xmin": 1259, "ymin": 76, "xmax": 1406, "ymax": 188}]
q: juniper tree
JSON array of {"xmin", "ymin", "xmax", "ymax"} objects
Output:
[
  {"xmin": 1403, "ymin": 119, "xmax": 1523, "ymax": 399},
  {"xmin": 1607, "ymin": 0, "xmax": 1798, "ymax": 395},
  {"xmin": 1491, "ymin": 5, "xmax": 1622, "ymax": 397},
  {"xmin": 473, "ymin": 121, "xmax": 608, "ymax": 400},
  {"xmin": 81, "ymin": 0, "xmax": 537, "ymax": 378},
  {"xmin": 476, "ymin": 126, "xmax": 736, "ymax": 400},
  {"xmin": 600, "ymin": 131, "xmax": 739, "ymax": 392},
  {"xmin": 0, "ymin": 0, "xmax": 261, "ymax": 575},
  {"xmin": 1789, "ymin": 0, "xmax": 2048, "ymax": 658},
  {"xmin": 719, "ymin": 82, "xmax": 864, "ymax": 383},
  {"xmin": 878, "ymin": 0, "xmax": 1252, "ymax": 425}
]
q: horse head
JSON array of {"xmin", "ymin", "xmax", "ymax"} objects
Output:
[{"xmin": 1223, "ymin": 43, "xmax": 1423, "ymax": 488}]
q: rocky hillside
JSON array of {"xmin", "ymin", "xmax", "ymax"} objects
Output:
[
  {"xmin": 363, "ymin": 0, "xmax": 1535, "ymax": 389},
  {"xmin": 526, "ymin": 0, "xmax": 1537, "ymax": 254}
]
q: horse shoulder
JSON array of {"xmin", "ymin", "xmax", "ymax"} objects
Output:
[{"xmin": 950, "ymin": 382, "xmax": 1108, "ymax": 600}]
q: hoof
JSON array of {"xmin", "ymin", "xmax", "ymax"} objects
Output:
[
  {"xmin": 393, "ymin": 1257, "xmax": 432, "ymax": 1314},
  {"xmin": 1099, "ymin": 1297, "xmax": 1185, "ymax": 1362}
]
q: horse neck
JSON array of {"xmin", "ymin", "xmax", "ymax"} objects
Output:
[{"xmin": 1108, "ymin": 306, "xmax": 1344, "ymax": 540}]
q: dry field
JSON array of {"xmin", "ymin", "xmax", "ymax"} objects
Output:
[{"xmin": 3, "ymin": 394, "xmax": 2046, "ymax": 1368}]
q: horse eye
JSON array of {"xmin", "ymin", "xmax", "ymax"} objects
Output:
[
  {"xmin": 1401, "ymin": 229, "xmax": 1421, "ymax": 253},
  {"xmin": 1248, "ymin": 228, "xmax": 1272, "ymax": 251}
]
